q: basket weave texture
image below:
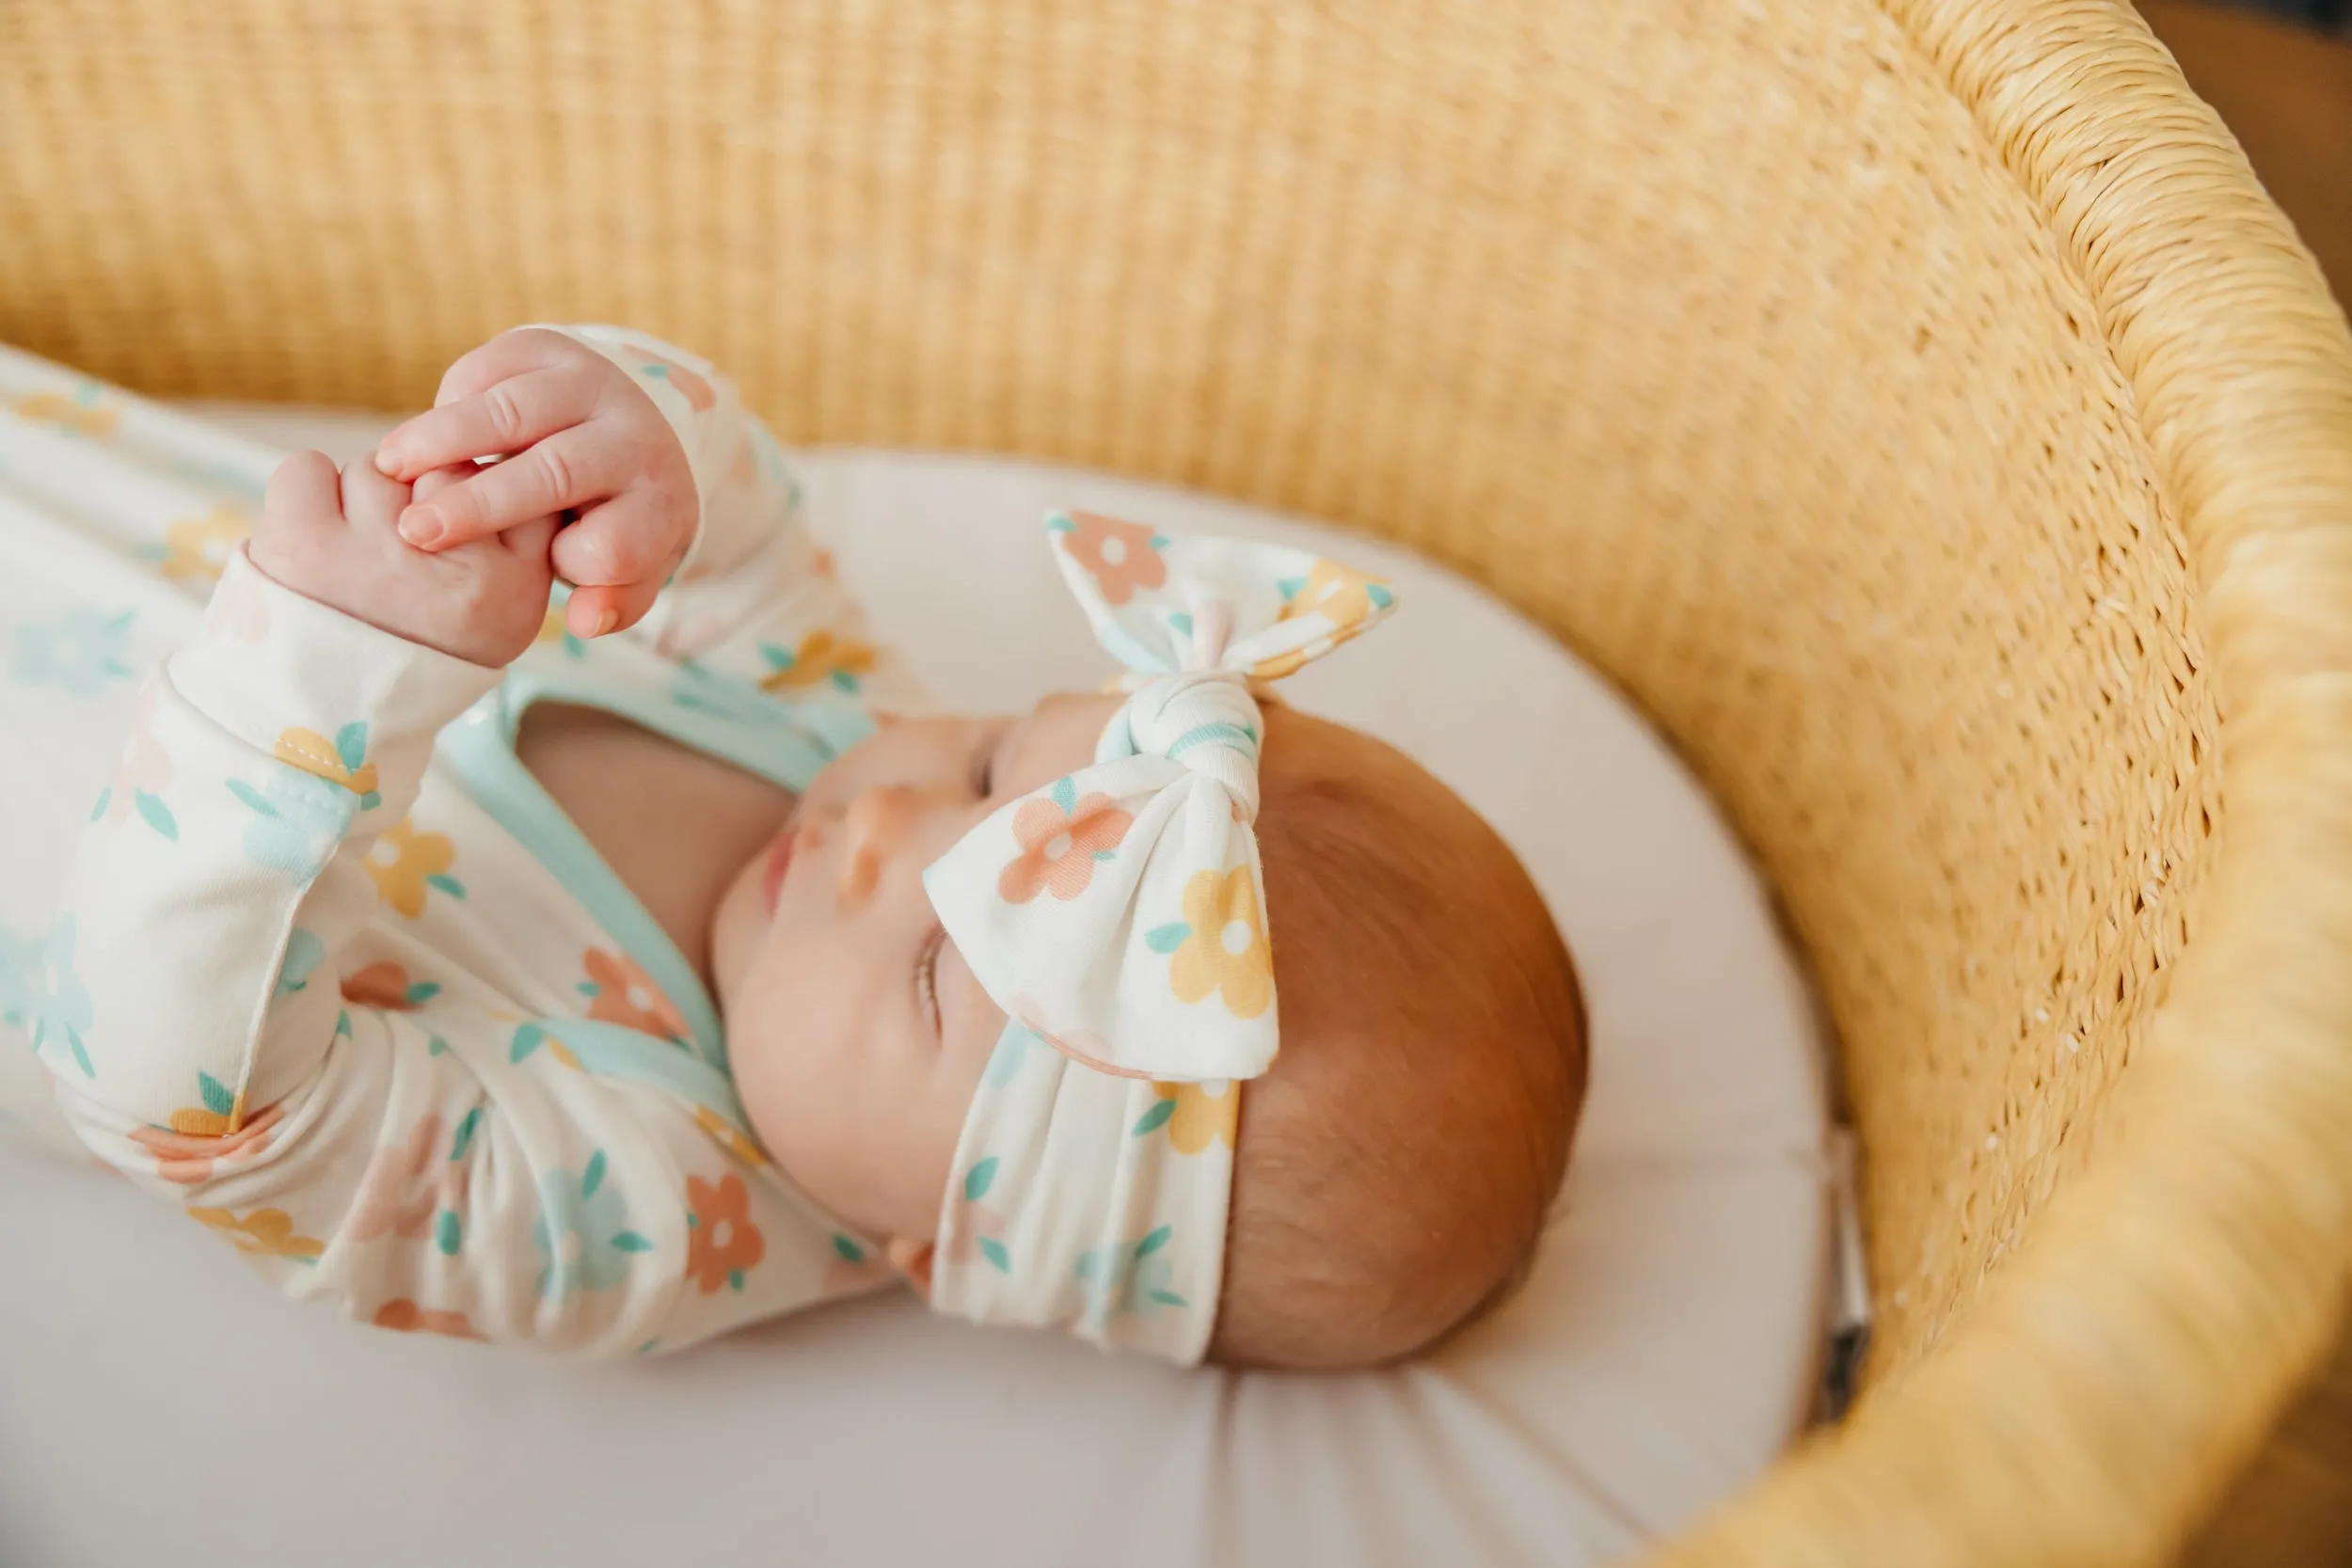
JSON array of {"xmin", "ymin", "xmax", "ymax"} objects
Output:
[{"xmin": 6, "ymin": 2, "xmax": 2351, "ymax": 1560}]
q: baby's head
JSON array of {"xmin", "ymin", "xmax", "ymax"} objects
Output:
[{"xmin": 712, "ymin": 529, "xmax": 1586, "ymax": 1369}]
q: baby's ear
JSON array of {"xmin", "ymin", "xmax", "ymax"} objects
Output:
[{"xmin": 885, "ymin": 1237, "xmax": 935, "ymax": 1292}]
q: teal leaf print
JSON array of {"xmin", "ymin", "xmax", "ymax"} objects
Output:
[
  {"xmin": 581, "ymin": 1149, "xmax": 608, "ymax": 1200},
  {"xmin": 962, "ymin": 1156, "xmax": 999, "ymax": 1202},
  {"xmin": 510, "ymin": 1022, "xmax": 547, "ymax": 1063},
  {"xmin": 1048, "ymin": 776, "xmax": 1077, "ymax": 814},
  {"xmin": 335, "ymin": 1008, "xmax": 352, "ymax": 1039},
  {"xmin": 332, "ymin": 722, "xmax": 370, "ymax": 775},
  {"xmin": 1149, "ymin": 1288, "xmax": 1188, "ymax": 1307},
  {"xmin": 1136, "ymin": 1224, "xmax": 1173, "ymax": 1259},
  {"xmin": 1367, "ymin": 583, "xmax": 1395, "ymax": 610},
  {"xmin": 26, "ymin": 915, "xmax": 95, "ymax": 1078},
  {"xmin": 532, "ymin": 1162, "xmax": 642, "ymax": 1301},
  {"xmin": 981, "ymin": 1024, "xmax": 1034, "ymax": 1086},
  {"xmin": 404, "ymin": 981, "xmax": 440, "ymax": 1006},
  {"xmin": 435, "ymin": 1211, "xmax": 462, "ymax": 1257},
  {"xmin": 449, "ymin": 1106, "xmax": 481, "ymax": 1160},
  {"xmin": 423, "ymin": 873, "xmax": 466, "ymax": 898},
  {"xmin": 728, "ymin": 1270, "xmax": 746, "ymax": 1291},
  {"xmin": 1168, "ymin": 611, "xmax": 1194, "ymax": 637},
  {"xmin": 1045, "ymin": 513, "xmax": 1076, "ymax": 534},
  {"xmin": 197, "ymin": 1071, "xmax": 235, "ymax": 1117},
  {"xmin": 977, "ymin": 1236, "xmax": 1011, "ymax": 1274},
  {"xmin": 225, "ymin": 778, "xmax": 275, "ymax": 816},
  {"xmin": 1148, "ymin": 533, "xmax": 1170, "ymax": 550},
  {"xmin": 89, "ymin": 788, "xmax": 109, "ymax": 822},
  {"xmin": 832, "ymin": 1234, "xmax": 866, "ymax": 1263},
  {"xmin": 229, "ymin": 768, "xmax": 355, "ymax": 878},
  {"xmin": 1145, "ymin": 922, "xmax": 1191, "ymax": 955},
  {"xmin": 1275, "ymin": 576, "xmax": 1306, "ymax": 603},
  {"xmin": 13, "ymin": 607, "xmax": 136, "ymax": 696},
  {"xmin": 426, "ymin": 1033, "xmax": 450, "ymax": 1056},
  {"xmin": 133, "ymin": 792, "xmax": 178, "ymax": 839},
  {"xmin": 274, "ymin": 928, "xmax": 325, "ymax": 998},
  {"xmin": 1132, "ymin": 1099, "xmax": 1176, "ymax": 1137}
]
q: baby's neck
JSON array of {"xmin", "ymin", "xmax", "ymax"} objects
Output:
[{"xmin": 515, "ymin": 702, "xmax": 794, "ymax": 982}]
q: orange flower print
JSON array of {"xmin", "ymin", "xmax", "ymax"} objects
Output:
[
  {"xmin": 580, "ymin": 949, "xmax": 688, "ymax": 1042},
  {"xmin": 351, "ymin": 1113, "xmax": 470, "ymax": 1244},
  {"xmin": 272, "ymin": 722, "xmax": 382, "ymax": 806},
  {"xmin": 1151, "ymin": 866, "xmax": 1274, "ymax": 1019},
  {"xmin": 372, "ymin": 1298, "xmax": 484, "ymax": 1340},
  {"xmin": 997, "ymin": 779, "xmax": 1134, "ymax": 904},
  {"xmin": 629, "ymin": 346, "xmax": 716, "ymax": 412},
  {"xmin": 758, "ymin": 630, "xmax": 877, "ymax": 695},
  {"xmin": 189, "ymin": 1205, "xmax": 325, "ymax": 1261},
  {"xmin": 1136, "ymin": 1081, "xmax": 1241, "ymax": 1153},
  {"xmin": 341, "ymin": 961, "xmax": 441, "ymax": 1011},
  {"xmin": 365, "ymin": 817, "xmax": 463, "ymax": 918},
  {"xmin": 11, "ymin": 388, "xmax": 118, "ymax": 439},
  {"xmin": 129, "ymin": 1102, "xmax": 283, "ymax": 1184},
  {"xmin": 152, "ymin": 505, "xmax": 252, "ymax": 584},
  {"xmin": 684, "ymin": 1172, "xmax": 765, "ymax": 1293},
  {"xmin": 1056, "ymin": 512, "xmax": 1168, "ymax": 607}
]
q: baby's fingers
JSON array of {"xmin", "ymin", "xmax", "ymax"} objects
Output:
[
  {"xmin": 262, "ymin": 450, "xmax": 344, "ymax": 528},
  {"xmin": 394, "ymin": 425, "xmax": 629, "ymax": 552},
  {"xmin": 373, "ymin": 367, "xmax": 600, "ymax": 483}
]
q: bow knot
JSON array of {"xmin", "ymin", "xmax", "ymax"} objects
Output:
[{"xmin": 1104, "ymin": 670, "xmax": 1263, "ymax": 824}]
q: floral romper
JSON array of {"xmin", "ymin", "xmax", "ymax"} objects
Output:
[{"xmin": 1, "ymin": 325, "xmax": 921, "ymax": 1354}]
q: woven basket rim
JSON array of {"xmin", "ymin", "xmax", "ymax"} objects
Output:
[{"xmin": 1650, "ymin": 2, "xmax": 2352, "ymax": 1560}]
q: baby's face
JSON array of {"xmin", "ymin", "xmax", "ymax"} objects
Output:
[{"xmin": 710, "ymin": 692, "xmax": 1120, "ymax": 1244}]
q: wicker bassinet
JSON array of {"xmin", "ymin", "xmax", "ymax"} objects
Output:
[{"xmin": 7, "ymin": 1, "xmax": 2350, "ymax": 1560}]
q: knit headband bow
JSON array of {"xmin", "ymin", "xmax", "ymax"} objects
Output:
[{"xmin": 920, "ymin": 513, "xmax": 1396, "ymax": 1361}]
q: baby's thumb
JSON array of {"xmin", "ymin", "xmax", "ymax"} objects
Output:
[
  {"xmin": 408, "ymin": 461, "xmax": 478, "ymax": 506},
  {"xmin": 262, "ymin": 450, "xmax": 343, "ymax": 528}
]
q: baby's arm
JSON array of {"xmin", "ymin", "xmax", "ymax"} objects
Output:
[{"xmin": 39, "ymin": 458, "xmax": 764, "ymax": 1353}]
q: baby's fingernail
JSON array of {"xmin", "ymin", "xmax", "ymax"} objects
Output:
[
  {"xmin": 372, "ymin": 445, "xmax": 400, "ymax": 475},
  {"xmin": 397, "ymin": 507, "xmax": 444, "ymax": 547},
  {"xmin": 592, "ymin": 608, "xmax": 619, "ymax": 637}
]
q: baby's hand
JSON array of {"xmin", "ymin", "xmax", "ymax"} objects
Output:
[
  {"xmin": 371, "ymin": 328, "xmax": 698, "ymax": 639},
  {"xmin": 248, "ymin": 451, "xmax": 559, "ymax": 669}
]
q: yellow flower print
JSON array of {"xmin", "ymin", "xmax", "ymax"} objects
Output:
[
  {"xmin": 273, "ymin": 723, "xmax": 381, "ymax": 803},
  {"xmin": 189, "ymin": 1205, "xmax": 326, "ymax": 1261},
  {"xmin": 1139, "ymin": 1081, "xmax": 1240, "ymax": 1153},
  {"xmin": 365, "ymin": 818, "xmax": 462, "ymax": 918},
  {"xmin": 693, "ymin": 1105, "xmax": 771, "ymax": 1167},
  {"xmin": 1277, "ymin": 558, "xmax": 1393, "ymax": 633},
  {"xmin": 11, "ymin": 389, "xmax": 118, "ymax": 439},
  {"xmin": 1154, "ymin": 866, "xmax": 1274, "ymax": 1019},
  {"xmin": 1254, "ymin": 559, "xmax": 1397, "ymax": 680},
  {"xmin": 153, "ymin": 505, "xmax": 251, "ymax": 584},
  {"xmin": 758, "ymin": 630, "xmax": 878, "ymax": 695}
]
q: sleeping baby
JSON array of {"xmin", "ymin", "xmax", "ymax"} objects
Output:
[{"xmin": 31, "ymin": 326, "xmax": 1586, "ymax": 1368}]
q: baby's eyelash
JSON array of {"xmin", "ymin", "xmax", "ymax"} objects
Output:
[
  {"xmin": 915, "ymin": 924, "xmax": 948, "ymax": 1031},
  {"xmin": 972, "ymin": 731, "xmax": 997, "ymax": 799}
]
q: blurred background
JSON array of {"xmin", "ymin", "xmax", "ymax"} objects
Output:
[{"xmin": 2137, "ymin": 0, "xmax": 2348, "ymax": 309}]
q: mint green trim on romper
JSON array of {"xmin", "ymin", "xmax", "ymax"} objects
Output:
[{"xmin": 436, "ymin": 643, "xmax": 874, "ymax": 1131}]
